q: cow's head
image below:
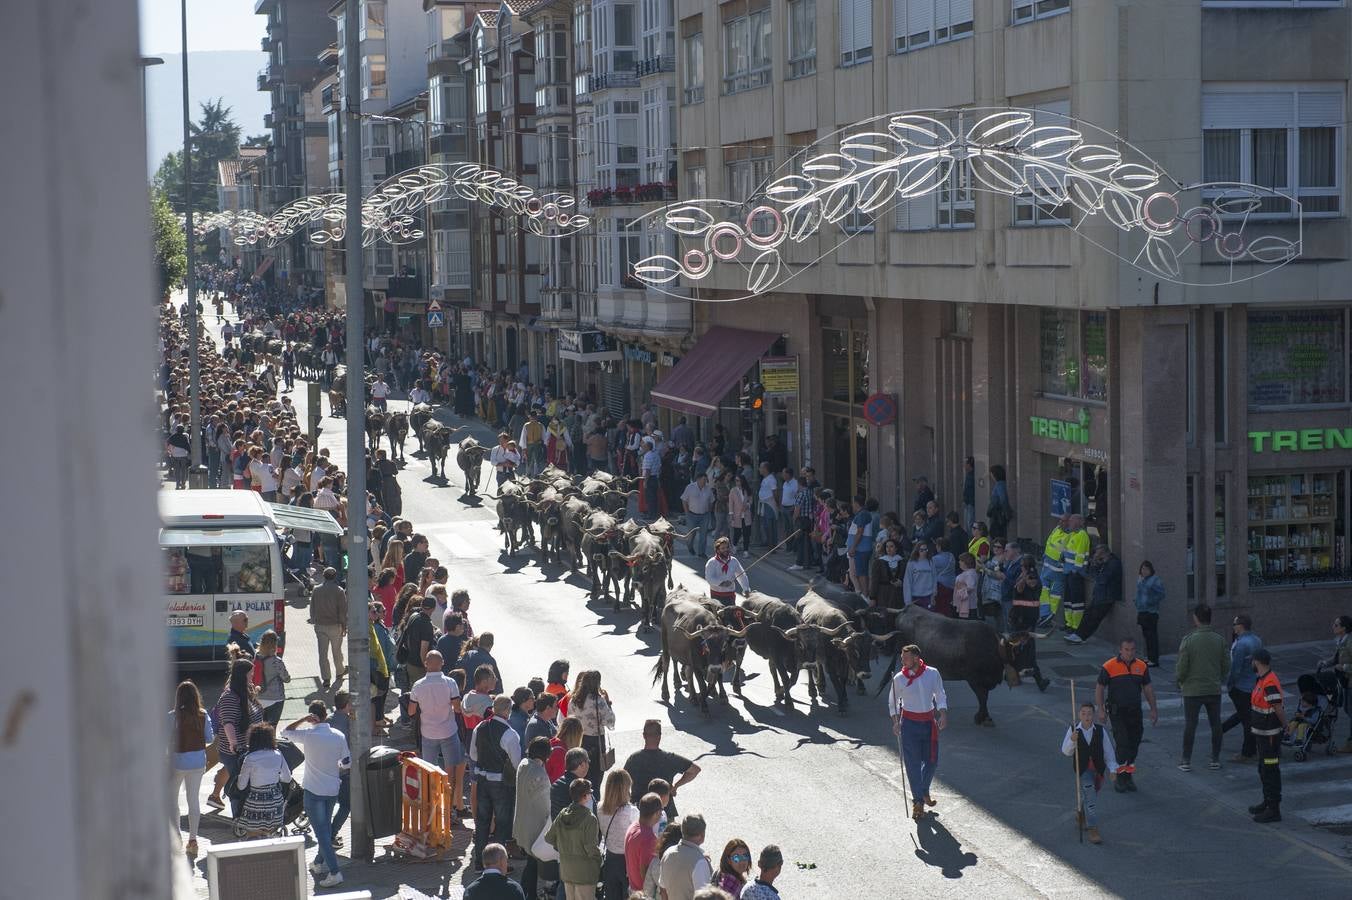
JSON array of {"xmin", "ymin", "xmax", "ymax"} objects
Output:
[
  {"xmin": 999, "ymin": 633, "xmax": 1037, "ymax": 687},
  {"xmin": 680, "ymin": 624, "xmax": 748, "ymax": 682},
  {"xmin": 775, "ymin": 622, "xmax": 848, "ymax": 667},
  {"xmin": 831, "ymin": 629, "xmax": 879, "ymax": 686}
]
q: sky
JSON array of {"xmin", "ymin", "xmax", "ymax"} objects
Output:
[{"xmin": 139, "ymin": 0, "xmax": 264, "ymax": 55}]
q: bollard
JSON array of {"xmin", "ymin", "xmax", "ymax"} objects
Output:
[{"xmin": 188, "ymin": 465, "xmax": 210, "ymax": 489}]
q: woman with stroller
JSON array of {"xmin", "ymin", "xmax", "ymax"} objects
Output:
[
  {"xmin": 1317, "ymin": 614, "xmax": 1352, "ymax": 752},
  {"xmin": 236, "ymin": 723, "xmax": 293, "ymax": 837}
]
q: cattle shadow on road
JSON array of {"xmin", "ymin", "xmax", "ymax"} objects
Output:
[
  {"xmin": 736, "ymin": 693, "xmax": 871, "ymax": 751},
  {"xmin": 665, "ymin": 697, "xmax": 777, "ymax": 761},
  {"xmin": 913, "ymin": 815, "xmax": 978, "ymax": 878}
]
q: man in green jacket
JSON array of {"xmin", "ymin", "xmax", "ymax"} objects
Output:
[
  {"xmin": 546, "ymin": 777, "xmax": 603, "ymax": 900},
  {"xmin": 1176, "ymin": 605, "xmax": 1229, "ymax": 772}
]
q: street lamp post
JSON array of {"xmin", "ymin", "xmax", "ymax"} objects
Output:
[
  {"xmin": 369, "ymin": 113, "xmax": 435, "ymax": 349},
  {"xmin": 179, "ymin": 0, "xmax": 201, "ymax": 468}
]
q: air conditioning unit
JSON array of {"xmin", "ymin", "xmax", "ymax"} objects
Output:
[{"xmin": 206, "ymin": 836, "xmax": 306, "ymax": 900}]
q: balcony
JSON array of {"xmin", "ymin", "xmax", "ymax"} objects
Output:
[
  {"xmin": 321, "ymin": 84, "xmax": 338, "ymax": 111},
  {"xmin": 636, "ymin": 56, "xmax": 675, "ymax": 77},
  {"xmin": 257, "ymin": 72, "xmax": 268, "ymax": 91},
  {"xmin": 264, "ymin": 112, "xmax": 274, "ymax": 129},
  {"xmin": 387, "ymin": 275, "xmax": 425, "ymax": 299},
  {"xmin": 595, "ymin": 288, "xmax": 691, "ymax": 335},
  {"xmin": 260, "ymin": 36, "xmax": 272, "ymax": 52},
  {"xmin": 588, "ymin": 71, "xmax": 639, "ymax": 92},
  {"xmin": 585, "ymin": 183, "xmax": 676, "ymax": 208}
]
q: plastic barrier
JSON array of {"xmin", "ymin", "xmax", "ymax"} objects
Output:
[{"xmin": 391, "ymin": 752, "xmax": 455, "ymax": 860}]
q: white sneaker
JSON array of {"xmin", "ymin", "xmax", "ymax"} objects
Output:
[
  {"xmin": 1063, "ymin": 633, "xmax": 1083, "ymax": 644},
  {"xmin": 318, "ymin": 872, "xmax": 345, "ymax": 888},
  {"xmin": 309, "ymin": 860, "xmax": 328, "ymax": 876},
  {"xmin": 788, "ymin": 564, "xmax": 804, "ymax": 571}
]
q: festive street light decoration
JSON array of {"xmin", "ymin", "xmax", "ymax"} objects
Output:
[{"xmin": 633, "ymin": 108, "xmax": 1302, "ymax": 298}]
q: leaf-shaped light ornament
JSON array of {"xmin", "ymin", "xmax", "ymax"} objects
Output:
[
  {"xmin": 424, "ymin": 182, "xmax": 449, "ymax": 204},
  {"xmin": 747, "ymin": 250, "xmax": 783, "ymax": 295},
  {"xmin": 632, "ymin": 254, "xmax": 685, "ymax": 284},
  {"xmin": 895, "ymin": 155, "xmax": 953, "ymax": 198},
  {"xmin": 967, "ymin": 111, "xmax": 1035, "ymax": 148},
  {"xmin": 969, "ymin": 153, "xmax": 1025, "ymax": 194},
  {"xmin": 857, "ymin": 170, "xmax": 901, "ymax": 212},
  {"xmin": 1016, "ymin": 126, "xmax": 1083, "ymax": 161},
  {"xmin": 1245, "ymin": 235, "xmax": 1300, "ymax": 264},
  {"xmin": 1025, "ymin": 163, "xmax": 1069, "ymax": 205},
  {"xmin": 801, "ymin": 153, "xmax": 856, "ymax": 184},
  {"xmin": 841, "ymin": 132, "xmax": 908, "ymax": 167},
  {"xmin": 1143, "ymin": 235, "xmax": 1181, "ymax": 279},
  {"xmin": 567, "ymin": 215, "xmax": 591, "ymax": 231},
  {"xmin": 1063, "ymin": 174, "xmax": 1104, "ymax": 214},
  {"xmin": 1109, "ymin": 163, "xmax": 1159, "ymax": 194},
  {"xmin": 1212, "ymin": 190, "xmax": 1264, "ymax": 217},
  {"xmin": 887, "ymin": 114, "xmax": 955, "ymax": 150},
  {"xmin": 1100, "ymin": 188, "xmax": 1141, "ymax": 231},
  {"xmin": 664, "ymin": 205, "xmax": 717, "ymax": 236},
  {"xmin": 820, "ymin": 183, "xmax": 858, "ymax": 224},
  {"xmin": 765, "ymin": 175, "xmax": 817, "ymax": 207},
  {"xmin": 524, "ymin": 216, "xmax": 546, "ymax": 236},
  {"xmin": 785, "ymin": 201, "xmax": 823, "ymax": 241}
]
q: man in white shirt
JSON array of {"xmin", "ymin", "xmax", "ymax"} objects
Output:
[
  {"xmin": 370, "ymin": 375, "xmax": 390, "ymax": 411},
  {"xmin": 408, "ymin": 650, "xmax": 465, "ymax": 771},
  {"xmin": 680, "ymin": 473, "xmax": 715, "ymax": 558},
  {"xmin": 468, "ymin": 695, "xmax": 523, "ymax": 866},
  {"xmin": 704, "ymin": 537, "xmax": 749, "ymax": 605},
  {"xmin": 778, "ymin": 467, "xmax": 801, "ymax": 557},
  {"xmin": 489, "ymin": 433, "xmax": 520, "ymax": 487},
  {"xmin": 757, "ymin": 463, "xmax": 779, "ymax": 549},
  {"xmin": 409, "ymin": 383, "xmax": 431, "ymax": 406},
  {"xmin": 641, "ymin": 438, "xmax": 663, "ymax": 520},
  {"xmin": 888, "ymin": 644, "xmax": 949, "ymax": 822},
  {"xmin": 658, "ymin": 813, "xmax": 713, "ymax": 900},
  {"xmin": 285, "ymin": 702, "xmax": 351, "ymax": 887}
]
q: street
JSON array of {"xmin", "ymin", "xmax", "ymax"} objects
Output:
[{"xmin": 176, "ymin": 305, "xmax": 1352, "ymax": 899}]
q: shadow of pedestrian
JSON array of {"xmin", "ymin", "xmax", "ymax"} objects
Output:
[{"xmin": 913, "ymin": 815, "xmax": 978, "ymax": 878}]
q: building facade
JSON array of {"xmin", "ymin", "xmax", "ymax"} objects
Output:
[{"xmin": 656, "ymin": 0, "xmax": 1352, "ymax": 643}]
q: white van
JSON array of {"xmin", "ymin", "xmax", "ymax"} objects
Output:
[{"xmin": 160, "ymin": 490, "xmax": 343, "ymax": 668}]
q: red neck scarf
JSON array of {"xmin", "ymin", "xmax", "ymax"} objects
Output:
[
  {"xmin": 902, "ymin": 658, "xmax": 927, "ymax": 685},
  {"xmin": 717, "ymin": 554, "xmax": 731, "ymax": 573}
]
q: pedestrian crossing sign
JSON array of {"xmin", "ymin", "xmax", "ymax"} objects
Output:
[{"xmin": 428, "ymin": 309, "xmax": 445, "ymax": 327}]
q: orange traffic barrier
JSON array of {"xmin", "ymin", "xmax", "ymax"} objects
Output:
[{"xmin": 393, "ymin": 752, "xmax": 455, "ymax": 858}]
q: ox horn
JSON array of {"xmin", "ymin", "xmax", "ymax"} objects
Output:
[
  {"xmin": 871, "ymin": 630, "xmax": 904, "ymax": 643},
  {"xmin": 774, "ymin": 625, "xmax": 802, "ymax": 639},
  {"xmin": 824, "ymin": 623, "xmax": 853, "ymax": 638}
]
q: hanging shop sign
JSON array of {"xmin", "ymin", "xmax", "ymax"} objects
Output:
[
  {"xmin": 760, "ymin": 357, "xmax": 799, "ymax": 396},
  {"xmin": 461, "ymin": 309, "xmax": 487, "ymax": 331},
  {"xmin": 625, "ymin": 346, "xmax": 655, "ymax": 364},
  {"xmin": 1249, "ymin": 428, "xmax": 1352, "ymax": 453},
  {"xmin": 1030, "ymin": 409, "xmax": 1091, "ymax": 445},
  {"xmin": 1050, "ymin": 479, "xmax": 1073, "ymax": 518},
  {"xmin": 558, "ymin": 330, "xmax": 622, "ymax": 362},
  {"xmin": 863, "ymin": 393, "xmax": 897, "ymax": 427}
]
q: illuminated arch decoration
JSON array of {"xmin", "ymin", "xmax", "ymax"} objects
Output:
[
  {"xmin": 631, "ymin": 108, "xmax": 1303, "ymax": 299},
  {"xmin": 199, "ymin": 163, "xmax": 589, "ymax": 248}
]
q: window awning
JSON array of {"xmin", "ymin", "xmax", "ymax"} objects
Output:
[
  {"xmin": 269, "ymin": 503, "xmax": 345, "ymax": 536},
  {"xmin": 650, "ymin": 326, "xmax": 779, "ymax": 417}
]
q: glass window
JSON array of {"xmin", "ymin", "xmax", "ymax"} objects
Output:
[
  {"xmin": 1246, "ymin": 308, "xmax": 1347, "ymax": 407},
  {"xmin": 685, "ymin": 165, "xmax": 706, "ymax": 197},
  {"xmin": 788, "ymin": 0, "xmax": 816, "ymax": 77},
  {"xmin": 823, "ymin": 328, "xmax": 851, "ymax": 403},
  {"xmin": 1246, "ymin": 471, "xmax": 1347, "ymax": 587},
  {"xmin": 894, "ymin": 0, "xmax": 974, "ymax": 53},
  {"xmin": 838, "ymin": 0, "xmax": 872, "ymax": 65},
  {"xmin": 1039, "ymin": 308, "xmax": 1079, "ymax": 397},
  {"xmin": 1012, "ymin": 0, "xmax": 1069, "ymax": 23},
  {"xmin": 722, "ymin": 10, "xmax": 771, "ymax": 94},
  {"xmin": 895, "ymin": 110, "xmax": 974, "ymax": 230},
  {"xmin": 1215, "ymin": 476, "xmax": 1227, "ymax": 597},
  {"xmin": 682, "ymin": 33, "xmax": 704, "ymax": 103},
  {"xmin": 1213, "ymin": 310, "xmax": 1228, "ymax": 443},
  {"xmin": 1014, "ymin": 100, "xmax": 1072, "ymax": 225},
  {"xmin": 1081, "ymin": 311, "xmax": 1108, "ymax": 402},
  {"xmin": 165, "ymin": 548, "xmax": 191, "ymax": 595}
]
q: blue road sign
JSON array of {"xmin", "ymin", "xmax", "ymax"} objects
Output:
[
  {"xmin": 428, "ymin": 310, "xmax": 445, "ymax": 327},
  {"xmin": 1050, "ymin": 478, "xmax": 1072, "ymax": 518}
]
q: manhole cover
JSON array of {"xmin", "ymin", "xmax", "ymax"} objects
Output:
[{"xmin": 1052, "ymin": 664, "xmax": 1102, "ymax": 677}]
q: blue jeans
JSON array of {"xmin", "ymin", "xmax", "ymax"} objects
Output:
[
  {"xmin": 289, "ymin": 542, "xmax": 313, "ymax": 579},
  {"xmin": 331, "ymin": 773, "xmax": 350, "ymax": 834},
  {"xmin": 303, "ymin": 790, "xmax": 340, "ymax": 874},
  {"xmin": 421, "ymin": 734, "xmax": 465, "ymax": 769},
  {"xmin": 901, "ymin": 717, "xmax": 939, "ymax": 800},
  {"xmin": 685, "ymin": 511, "xmax": 710, "ymax": 558}
]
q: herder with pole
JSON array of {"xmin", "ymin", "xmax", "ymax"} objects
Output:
[
  {"xmin": 888, "ymin": 643, "xmax": 948, "ymax": 821},
  {"xmin": 1062, "ymin": 693, "xmax": 1119, "ymax": 845}
]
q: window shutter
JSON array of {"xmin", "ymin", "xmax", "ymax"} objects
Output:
[
  {"xmin": 907, "ymin": 0, "xmax": 932, "ymax": 44},
  {"xmin": 934, "ymin": 0, "xmax": 951, "ymax": 37},
  {"xmin": 852, "ymin": 0, "xmax": 872, "ymax": 54},
  {"xmin": 893, "ymin": 0, "xmax": 906, "ymax": 45},
  {"xmin": 1298, "ymin": 92, "xmax": 1343, "ymax": 127},
  {"xmin": 1203, "ymin": 92, "xmax": 1293, "ymax": 130},
  {"xmin": 951, "ymin": 0, "xmax": 973, "ymax": 28},
  {"xmin": 895, "ymin": 195, "xmax": 934, "ymax": 231},
  {"xmin": 839, "ymin": 0, "xmax": 854, "ymax": 54}
]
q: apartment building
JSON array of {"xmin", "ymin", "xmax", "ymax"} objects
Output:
[
  {"xmin": 255, "ymin": 0, "xmax": 334, "ymax": 288},
  {"xmin": 659, "ymin": 0, "xmax": 1352, "ymax": 642}
]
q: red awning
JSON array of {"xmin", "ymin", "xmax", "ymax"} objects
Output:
[
  {"xmin": 651, "ymin": 326, "xmax": 779, "ymax": 417},
  {"xmin": 253, "ymin": 256, "xmax": 274, "ymax": 279}
]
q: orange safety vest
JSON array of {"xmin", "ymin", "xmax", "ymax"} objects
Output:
[{"xmin": 1250, "ymin": 670, "xmax": 1284, "ymax": 738}]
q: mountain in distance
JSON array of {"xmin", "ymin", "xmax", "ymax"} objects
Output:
[{"xmin": 144, "ymin": 50, "xmax": 270, "ymax": 179}]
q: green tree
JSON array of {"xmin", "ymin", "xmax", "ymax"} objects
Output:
[
  {"xmin": 152, "ymin": 97, "xmax": 242, "ymax": 216},
  {"xmin": 151, "ymin": 188, "xmax": 187, "ymax": 298}
]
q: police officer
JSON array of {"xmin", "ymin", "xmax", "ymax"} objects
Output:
[
  {"xmin": 1248, "ymin": 648, "xmax": 1287, "ymax": 823},
  {"xmin": 1094, "ymin": 637, "xmax": 1158, "ymax": 792}
]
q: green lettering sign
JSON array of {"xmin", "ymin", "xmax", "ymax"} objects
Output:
[
  {"xmin": 1030, "ymin": 414, "xmax": 1090, "ymax": 445},
  {"xmin": 1249, "ymin": 428, "xmax": 1352, "ymax": 452}
]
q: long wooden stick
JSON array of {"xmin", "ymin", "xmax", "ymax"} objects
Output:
[{"xmin": 1072, "ymin": 679, "xmax": 1084, "ymax": 844}]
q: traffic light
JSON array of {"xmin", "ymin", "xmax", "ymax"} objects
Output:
[{"xmin": 748, "ymin": 382, "xmax": 765, "ymax": 411}]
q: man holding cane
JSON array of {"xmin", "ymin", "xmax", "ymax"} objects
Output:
[{"xmin": 888, "ymin": 644, "xmax": 948, "ymax": 821}]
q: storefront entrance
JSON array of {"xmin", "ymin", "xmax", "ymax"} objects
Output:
[
  {"xmin": 826, "ymin": 416, "xmax": 869, "ymax": 499},
  {"xmin": 1044, "ymin": 455, "xmax": 1112, "ymax": 547}
]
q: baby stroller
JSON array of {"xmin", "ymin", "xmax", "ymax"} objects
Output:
[
  {"xmin": 1285, "ymin": 672, "xmax": 1343, "ymax": 761},
  {"xmin": 225, "ymin": 736, "xmax": 311, "ymax": 838}
]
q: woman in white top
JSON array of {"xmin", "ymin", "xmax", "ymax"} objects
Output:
[
  {"xmin": 597, "ymin": 769, "xmax": 638, "ymax": 900},
  {"xmin": 235, "ymin": 723, "xmax": 292, "ymax": 837},
  {"xmin": 568, "ymin": 669, "xmax": 616, "ymax": 777}
]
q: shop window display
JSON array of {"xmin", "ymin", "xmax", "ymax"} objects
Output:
[
  {"xmin": 1247, "ymin": 308, "xmax": 1346, "ymax": 408},
  {"xmin": 1246, "ymin": 471, "xmax": 1347, "ymax": 586}
]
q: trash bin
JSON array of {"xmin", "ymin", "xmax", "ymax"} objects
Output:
[
  {"xmin": 188, "ymin": 465, "xmax": 210, "ymax": 489},
  {"xmin": 362, "ymin": 745, "xmax": 404, "ymax": 839}
]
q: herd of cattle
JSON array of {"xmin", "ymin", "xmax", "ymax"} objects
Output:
[{"xmin": 302, "ymin": 372, "xmax": 1053, "ymax": 723}]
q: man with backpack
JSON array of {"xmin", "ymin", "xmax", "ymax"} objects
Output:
[{"xmin": 399, "ymin": 594, "xmax": 438, "ymax": 685}]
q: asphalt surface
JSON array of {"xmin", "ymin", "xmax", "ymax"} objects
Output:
[{"xmin": 174, "ymin": 301, "xmax": 1352, "ymax": 899}]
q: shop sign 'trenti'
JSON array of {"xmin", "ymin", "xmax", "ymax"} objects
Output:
[
  {"xmin": 1249, "ymin": 428, "xmax": 1352, "ymax": 453},
  {"xmin": 1030, "ymin": 409, "xmax": 1091, "ymax": 445}
]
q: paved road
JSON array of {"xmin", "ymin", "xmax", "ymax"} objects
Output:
[{"xmin": 176, "ymin": 301, "xmax": 1352, "ymax": 898}]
